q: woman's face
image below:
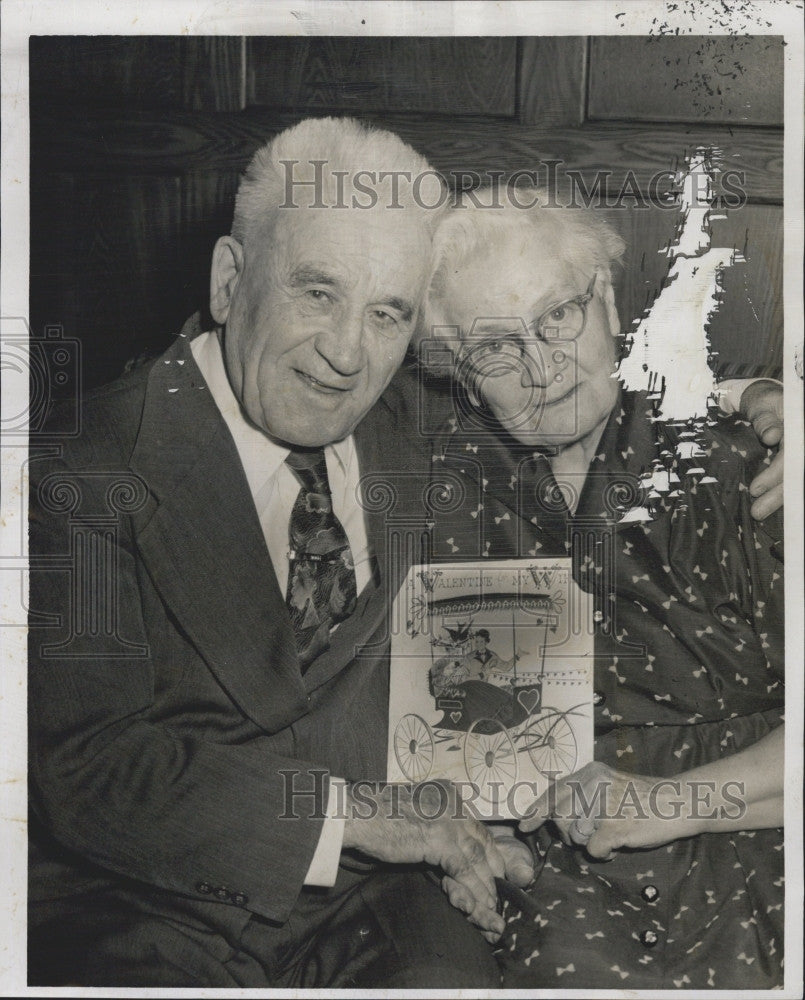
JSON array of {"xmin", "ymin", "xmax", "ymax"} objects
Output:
[{"xmin": 440, "ymin": 234, "xmax": 620, "ymax": 449}]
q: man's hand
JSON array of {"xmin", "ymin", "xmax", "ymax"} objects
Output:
[
  {"xmin": 739, "ymin": 380, "xmax": 784, "ymax": 520},
  {"xmin": 488, "ymin": 824, "xmax": 535, "ymax": 886},
  {"xmin": 342, "ymin": 781, "xmax": 529, "ymax": 942},
  {"xmin": 440, "ymin": 823, "xmax": 534, "ymax": 941}
]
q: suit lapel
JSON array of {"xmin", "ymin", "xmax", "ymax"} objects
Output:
[
  {"xmin": 129, "ymin": 339, "xmax": 432, "ymax": 710},
  {"xmin": 129, "ymin": 332, "xmax": 309, "ymax": 733},
  {"xmin": 303, "ymin": 368, "xmax": 430, "ymax": 693}
]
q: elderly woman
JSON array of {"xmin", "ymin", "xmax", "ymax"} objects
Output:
[{"xmin": 418, "ymin": 191, "xmax": 784, "ymax": 989}]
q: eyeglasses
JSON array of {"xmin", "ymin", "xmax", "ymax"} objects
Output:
[
  {"xmin": 536, "ymin": 272, "xmax": 598, "ymax": 341},
  {"xmin": 462, "ymin": 272, "xmax": 598, "ymax": 367}
]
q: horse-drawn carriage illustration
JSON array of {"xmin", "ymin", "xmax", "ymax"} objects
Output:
[{"xmin": 393, "ymin": 613, "xmax": 585, "ymax": 800}]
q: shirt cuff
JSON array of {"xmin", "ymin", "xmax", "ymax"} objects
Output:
[
  {"xmin": 303, "ymin": 777, "xmax": 346, "ymax": 887},
  {"xmin": 716, "ymin": 377, "xmax": 782, "ymax": 415}
]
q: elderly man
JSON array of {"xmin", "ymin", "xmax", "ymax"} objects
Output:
[
  {"xmin": 28, "ymin": 117, "xmax": 782, "ymax": 988},
  {"xmin": 28, "ymin": 117, "xmax": 535, "ymax": 989}
]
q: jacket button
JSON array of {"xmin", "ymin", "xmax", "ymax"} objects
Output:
[
  {"xmin": 639, "ymin": 929, "xmax": 659, "ymax": 948},
  {"xmin": 214, "ymin": 887, "xmax": 231, "ymax": 901},
  {"xmin": 196, "ymin": 881, "xmax": 212, "ymax": 894},
  {"xmin": 641, "ymin": 884, "xmax": 659, "ymax": 903},
  {"xmin": 593, "ymin": 690, "xmax": 606, "ymax": 706},
  {"xmin": 232, "ymin": 892, "xmax": 248, "ymax": 907}
]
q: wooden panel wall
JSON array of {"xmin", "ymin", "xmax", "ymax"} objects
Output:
[
  {"xmin": 29, "ymin": 36, "xmax": 244, "ymax": 112},
  {"xmin": 247, "ymin": 37, "xmax": 517, "ymax": 115},
  {"xmin": 29, "ymin": 35, "xmax": 783, "ymax": 392},
  {"xmin": 588, "ymin": 36, "xmax": 784, "ymax": 125}
]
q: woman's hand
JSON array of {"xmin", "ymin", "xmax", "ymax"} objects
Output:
[
  {"xmin": 518, "ymin": 727, "xmax": 784, "ymax": 859},
  {"xmin": 517, "ymin": 761, "xmax": 700, "ymax": 859}
]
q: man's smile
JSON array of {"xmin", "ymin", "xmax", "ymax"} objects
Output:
[{"xmin": 295, "ymin": 369, "xmax": 353, "ymax": 394}]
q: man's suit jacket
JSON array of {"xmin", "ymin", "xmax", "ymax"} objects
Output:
[{"xmin": 28, "ymin": 318, "xmax": 435, "ymax": 931}]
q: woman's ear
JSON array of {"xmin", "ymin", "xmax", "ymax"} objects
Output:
[
  {"xmin": 599, "ymin": 276, "xmax": 621, "ymax": 339},
  {"xmin": 210, "ymin": 236, "xmax": 244, "ymax": 325}
]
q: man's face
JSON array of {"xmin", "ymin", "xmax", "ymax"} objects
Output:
[
  {"xmin": 441, "ymin": 233, "xmax": 619, "ymax": 449},
  {"xmin": 216, "ymin": 206, "xmax": 430, "ymax": 447}
]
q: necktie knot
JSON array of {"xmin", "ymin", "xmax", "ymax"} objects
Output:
[
  {"xmin": 285, "ymin": 447, "xmax": 331, "ymax": 498},
  {"xmin": 286, "ymin": 448, "xmax": 333, "ymax": 517}
]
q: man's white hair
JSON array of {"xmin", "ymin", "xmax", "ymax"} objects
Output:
[
  {"xmin": 232, "ymin": 116, "xmax": 445, "ymax": 248},
  {"xmin": 419, "ymin": 186, "xmax": 626, "ymax": 355}
]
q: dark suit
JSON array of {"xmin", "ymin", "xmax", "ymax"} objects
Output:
[{"xmin": 28, "ymin": 318, "xmax": 496, "ymax": 987}]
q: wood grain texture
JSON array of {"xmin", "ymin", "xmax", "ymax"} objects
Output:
[
  {"xmin": 588, "ymin": 36, "xmax": 783, "ymax": 126},
  {"xmin": 707, "ymin": 205, "xmax": 783, "ymax": 378},
  {"xmin": 181, "ymin": 170, "xmax": 242, "ymax": 327},
  {"xmin": 29, "ymin": 34, "xmax": 783, "ymax": 389},
  {"xmin": 29, "ymin": 173, "xmax": 79, "ymax": 346},
  {"xmin": 31, "ymin": 110, "xmax": 783, "ymax": 204},
  {"xmin": 518, "ymin": 37, "xmax": 587, "ymax": 126},
  {"xmin": 183, "ymin": 38, "xmax": 244, "ymax": 112},
  {"xmin": 246, "ymin": 37, "xmax": 517, "ymax": 116},
  {"xmin": 30, "ymin": 36, "xmax": 187, "ymax": 111},
  {"xmin": 30, "ymin": 174, "xmax": 185, "ymax": 389},
  {"xmin": 30, "ymin": 36, "xmax": 245, "ymax": 114}
]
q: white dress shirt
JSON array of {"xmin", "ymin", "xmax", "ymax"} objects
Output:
[{"xmin": 191, "ymin": 330, "xmax": 360, "ymax": 886}]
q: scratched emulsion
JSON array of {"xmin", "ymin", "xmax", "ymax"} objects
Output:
[
  {"xmin": 613, "ymin": 149, "xmax": 746, "ymax": 520},
  {"xmin": 617, "ymin": 150, "xmax": 739, "ymax": 422},
  {"xmin": 619, "ymin": 0, "xmax": 796, "ymax": 38}
]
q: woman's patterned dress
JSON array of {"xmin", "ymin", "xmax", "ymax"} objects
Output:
[{"xmin": 427, "ymin": 386, "xmax": 784, "ymax": 989}]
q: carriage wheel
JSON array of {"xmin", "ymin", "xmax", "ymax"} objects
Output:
[
  {"xmin": 393, "ymin": 714, "xmax": 435, "ymax": 782},
  {"xmin": 464, "ymin": 718, "xmax": 518, "ymax": 801},
  {"xmin": 523, "ymin": 712, "xmax": 577, "ymax": 777}
]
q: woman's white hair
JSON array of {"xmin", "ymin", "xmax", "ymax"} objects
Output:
[
  {"xmin": 231, "ymin": 116, "xmax": 445, "ymax": 248},
  {"xmin": 418, "ymin": 185, "xmax": 627, "ymax": 359}
]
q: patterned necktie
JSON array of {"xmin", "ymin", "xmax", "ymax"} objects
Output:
[{"xmin": 285, "ymin": 448, "xmax": 358, "ymax": 670}]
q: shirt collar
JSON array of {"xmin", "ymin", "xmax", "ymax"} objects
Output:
[{"xmin": 190, "ymin": 329, "xmax": 353, "ymax": 494}]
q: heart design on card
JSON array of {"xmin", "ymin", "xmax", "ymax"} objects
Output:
[{"xmin": 517, "ymin": 689, "xmax": 541, "ymax": 715}]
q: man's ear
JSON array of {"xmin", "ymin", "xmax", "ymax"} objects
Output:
[{"xmin": 210, "ymin": 236, "xmax": 244, "ymax": 325}]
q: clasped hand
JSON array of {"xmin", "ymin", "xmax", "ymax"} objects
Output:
[
  {"xmin": 342, "ymin": 781, "xmax": 534, "ymax": 942},
  {"xmin": 518, "ymin": 761, "xmax": 696, "ymax": 859}
]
